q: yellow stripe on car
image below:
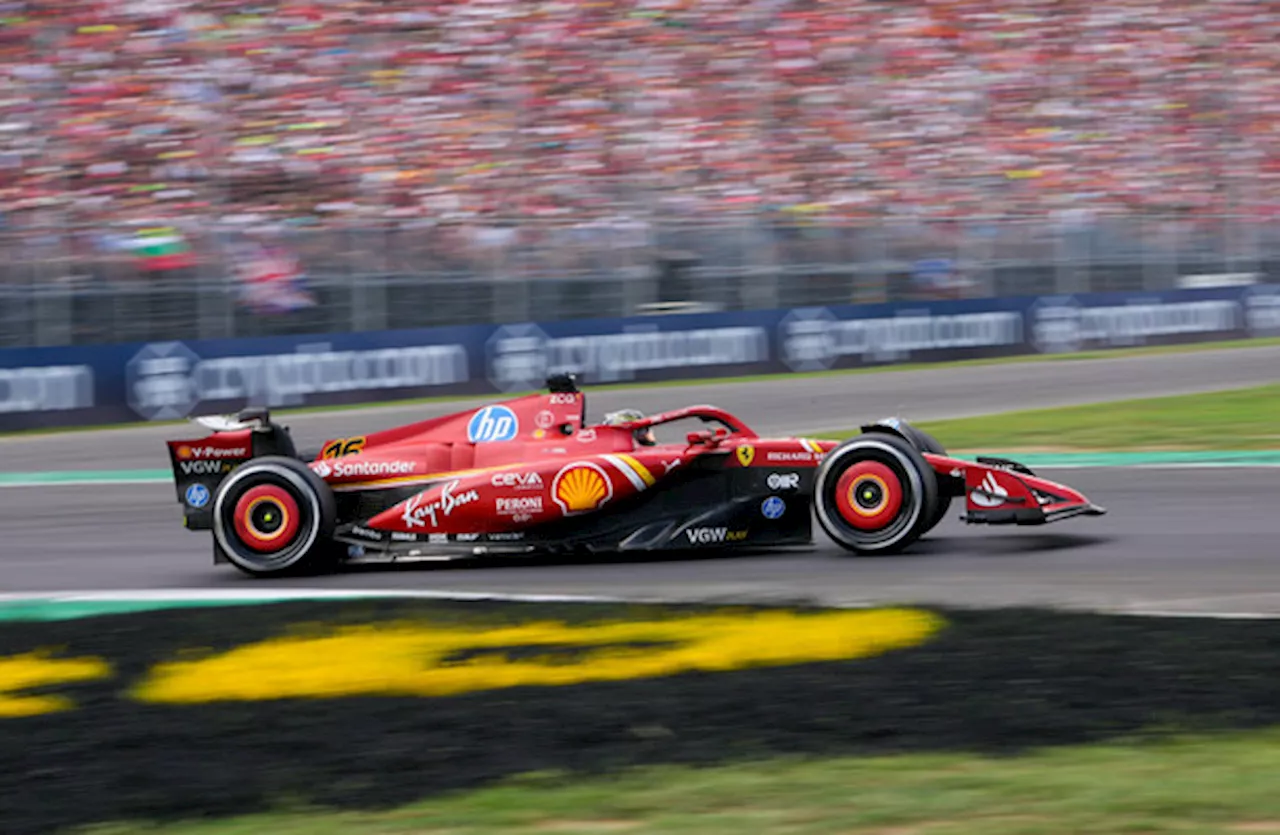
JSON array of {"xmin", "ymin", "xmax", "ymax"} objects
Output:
[
  {"xmin": 617, "ymin": 454, "xmax": 656, "ymax": 486},
  {"xmin": 332, "ymin": 463, "xmax": 522, "ymax": 491}
]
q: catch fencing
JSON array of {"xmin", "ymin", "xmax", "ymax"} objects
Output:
[{"xmin": 2, "ymin": 215, "xmax": 1279, "ymax": 349}]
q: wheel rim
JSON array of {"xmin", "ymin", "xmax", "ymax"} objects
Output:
[
  {"xmin": 834, "ymin": 461, "xmax": 903, "ymax": 530},
  {"xmin": 232, "ymin": 485, "xmax": 301, "ymax": 553},
  {"xmin": 816, "ymin": 441, "xmax": 925, "ymax": 551},
  {"xmin": 213, "ymin": 463, "xmax": 324, "ymax": 574}
]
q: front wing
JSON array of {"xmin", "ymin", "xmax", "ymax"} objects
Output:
[{"xmin": 926, "ymin": 453, "xmax": 1107, "ymax": 525}]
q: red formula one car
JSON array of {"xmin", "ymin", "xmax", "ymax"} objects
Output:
[{"xmin": 166, "ymin": 374, "xmax": 1106, "ymax": 577}]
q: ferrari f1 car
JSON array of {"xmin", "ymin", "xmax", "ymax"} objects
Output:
[{"xmin": 166, "ymin": 374, "xmax": 1106, "ymax": 577}]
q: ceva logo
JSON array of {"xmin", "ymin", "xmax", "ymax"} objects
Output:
[{"xmin": 467, "ymin": 405, "xmax": 519, "ymax": 443}]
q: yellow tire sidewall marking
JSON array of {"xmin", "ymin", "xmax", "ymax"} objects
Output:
[{"xmin": 848, "ymin": 474, "xmax": 890, "ymax": 517}]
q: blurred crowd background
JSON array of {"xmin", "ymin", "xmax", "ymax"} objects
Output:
[
  {"xmin": 2, "ymin": 0, "xmax": 1279, "ymax": 344},
  {"xmin": 4, "ymin": 0, "xmax": 1277, "ymax": 225}
]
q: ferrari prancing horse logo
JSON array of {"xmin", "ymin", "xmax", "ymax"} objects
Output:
[{"xmin": 736, "ymin": 445, "xmax": 755, "ymax": 467}]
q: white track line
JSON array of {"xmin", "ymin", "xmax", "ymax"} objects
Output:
[
  {"xmin": 3, "ymin": 589, "xmax": 1280, "ymax": 619},
  {"xmin": 0, "ymin": 589, "xmax": 625, "ymax": 605},
  {"xmin": 1116, "ymin": 610, "xmax": 1280, "ymax": 620},
  {"xmin": 0, "ymin": 479, "xmax": 168, "ymax": 487}
]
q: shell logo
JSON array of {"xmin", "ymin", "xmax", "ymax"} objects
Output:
[
  {"xmin": 551, "ymin": 462, "xmax": 613, "ymax": 515},
  {"xmin": 176, "ymin": 445, "xmax": 192, "ymax": 460}
]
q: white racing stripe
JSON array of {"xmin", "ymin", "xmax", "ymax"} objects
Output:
[{"xmin": 601, "ymin": 454, "xmax": 649, "ymax": 490}]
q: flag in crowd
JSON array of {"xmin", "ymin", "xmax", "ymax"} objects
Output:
[
  {"xmin": 129, "ymin": 226, "xmax": 197, "ymax": 272},
  {"xmin": 233, "ymin": 239, "xmax": 316, "ymax": 314}
]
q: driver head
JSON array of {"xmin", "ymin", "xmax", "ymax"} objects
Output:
[{"xmin": 603, "ymin": 409, "xmax": 655, "ymax": 446}]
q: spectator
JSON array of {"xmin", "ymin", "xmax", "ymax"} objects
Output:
[{"xmin": 0, "ymin": 0, "xmax": 1273, "ymax": 239}]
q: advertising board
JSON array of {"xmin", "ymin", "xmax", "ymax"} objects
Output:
[{"xmin": 2, "ymin": 284, "xmax": 1276, "ymax": 431}]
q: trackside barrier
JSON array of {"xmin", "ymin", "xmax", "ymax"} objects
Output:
[{"xmin": 1, "ymin": 285, "xmax": 1278, "ymax": 432}]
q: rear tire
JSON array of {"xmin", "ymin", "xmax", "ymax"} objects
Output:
[
  {"xmin": 814, "ymin": 433, "xmax": 938, "ymax": 556},
  {"xmin": 211, "ymin": 456, "xmax": 337, "ymax": 577}
]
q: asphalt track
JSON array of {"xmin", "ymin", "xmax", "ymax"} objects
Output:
[
  {"xmin": 1, "ymin": 344, "xmax": 1278, "ymax": 614},
  {"xmin": 3, "ymin": 344, "xmax": 1280, "ymax": 473}
]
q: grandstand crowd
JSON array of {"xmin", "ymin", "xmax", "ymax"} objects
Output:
[{"xmin": 0, "ymin": 0, "xmax": 1277, "ymax": 235}]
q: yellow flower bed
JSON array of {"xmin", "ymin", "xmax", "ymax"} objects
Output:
[
  {"xmin": 132, "ymin": 608, "xmax": 944, "ymax": 704},
  {"xmin": 0, "ymin": 652, "xmax": 112, "ymax": 717}
]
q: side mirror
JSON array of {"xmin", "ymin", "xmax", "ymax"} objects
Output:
[{"xmin": 687, "ymin": 431, "xmax": 708, "ymax": 446}]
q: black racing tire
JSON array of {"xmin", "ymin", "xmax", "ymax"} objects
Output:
[
  {"xmin": 901, "ymin": 426, "xmax": 953, "ymax": 535},
  {"xmin": 814, "ymin": 433, "xmax": 938, "ymax": 556},
  {"xmin": 211, "ymin": 456, "xmax": 337, "ymax": 577}
]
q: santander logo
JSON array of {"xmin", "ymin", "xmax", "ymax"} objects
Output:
[
  {"xmin": 310, "ymin": 459, "xmax": 415, "ymax": 480},
  {"xmin": 971, "ymin": 472, "xmax": 1010, "ymax": 508}
]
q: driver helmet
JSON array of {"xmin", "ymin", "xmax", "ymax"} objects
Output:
[{"xmin": 602, "ymin": 408, "xmax": 656, "ymax": 446}]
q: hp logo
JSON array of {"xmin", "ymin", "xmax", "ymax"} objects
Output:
[
  {"xmin": 184, "ymin": 483, "xmax": 210, "ymax": 508},
  {"xmin": 761, "ymin": 496, "xmax": 786, "ymax": 520},
  {"xmin": 467, "ymin": 405, "xmax": 519, "ymax": 443}
]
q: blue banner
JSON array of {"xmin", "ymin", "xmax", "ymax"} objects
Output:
[{"xmin": 3, "ymin": 284, "xmax": 1278, "ymax": 431}]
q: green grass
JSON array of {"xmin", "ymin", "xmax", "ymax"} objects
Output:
[
  {"xmin": 8, "ymin": 335, "xmax": 1280, "ymax": 439},
  {"xmin": 78, "ymin": 730, "xmax": 1280, "ymax": 835},
  {"xmin": 819, "ymin": 383, "xmax": 1280, "ymax": 452}
]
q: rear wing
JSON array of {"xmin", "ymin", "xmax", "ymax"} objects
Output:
[{"xmin": 165, "ymin": 408, "xmax": 298, "ymax": 530}]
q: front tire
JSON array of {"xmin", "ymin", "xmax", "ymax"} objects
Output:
[
  {"xmin": 901, "ymin": 426, "xmax": 953, "ymax": 535},
  {"xmin": 814, "ymin": 433, "xmax": 938, "ymax": 555},
  {"xmin": 211, "ymin": 456, "xmax": 336, "ymax": 577}
]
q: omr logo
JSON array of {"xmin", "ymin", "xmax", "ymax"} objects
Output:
[{"xmin": 467, "ymin": 406, "xmax": 518, "ymax": 443}]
